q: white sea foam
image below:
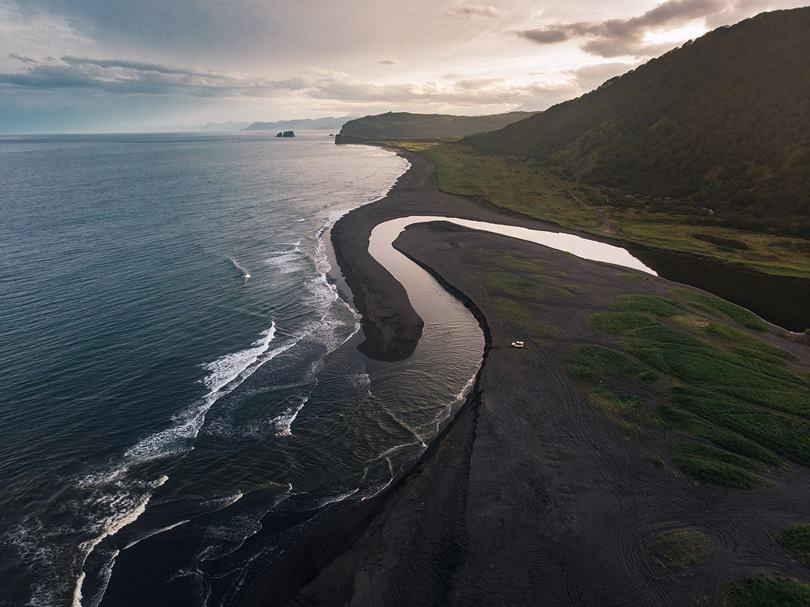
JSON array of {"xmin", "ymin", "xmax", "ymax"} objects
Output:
[
  {"xmin": 315, "ymin": 488, "xmax": 359, "ymax": 508},
  {"xmin": 265, "ymin": 242, "xmax": 304, "ymax": 274},
  {"xmin": 227, "ymin": 256, "xmax": 251, "ymax": 280},
  {"xmin": 123, "ymin": 322, "xmax": 282, "ymax": 463},
  {"xmin": 81, "ymin": 549, "xmax": 118, "ymax": 607},
  {"xmin": 432, "ymin": 371, "xmax": 478, "ymax": 433},
  {"xmin": 123, "ymin": 519, "xmax": 190, "ymax": 550},
  {"xmin": 353, "ymin": 372, "xmax": 372, "ymax": 396},
  {"xmin": 199, "ymin": 491, "xmax": 245, "ymax": 511},
  {"xmin": 71, "ymin": 475, "xmax": 168, "ymax": 607},
  {"xmin": 270, "ymin": 396, "xmax": 309, "ymax": 436}
]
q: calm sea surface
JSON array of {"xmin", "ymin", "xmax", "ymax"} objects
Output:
[{"xmin": 0, "ymin": 132, "xmax": 483, "ymax": 606}]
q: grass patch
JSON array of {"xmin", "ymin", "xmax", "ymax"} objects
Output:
[
  {"xmin": 570, "ymin": 293, "xmax": 810, "ymax": 488},
  {"xmin": 485, "ymin": 271, "xmax": 572, "ymax": 302},
  {"xmin": 588, "ymin": 389, "xmax": 659, "ymax": 431},
  {"xmin": 725, "ymin": 576, "xmax": 810, "ymax": 606},
  {"xmin": 590, "ymin": 311, "xmax": 659, "ymax": 335},
  {"xmin": 776, "ymin": 524, "xmax": 810, "ymax": 566},
  {"xmin": 569, "ymin": 345, "xmax": 657, "ymax": 384},
  {"xmin": 671, "ymin": 387, "xmax": 810, "ymax": 466},
  {"xmin": 704, "ymin": 323, "xmax": 797, "ymax": 362},
  {"xmin": 491, "ymin": 298, "xmax": 559, "ymax": 339},
  {"xmin": 677, "ymin": 443, "xmax": 763, "ymax": 470},
  {"xmin": 675, "ymin": 455, "xmax": 765, "ymax": 489},
  {"xmin": 673, "ymin": 288, "xmax": 769, "ymax": 331},
  {"xmin": 650, "ymin": 528, "xmax": 714, "ymax": 568},
  {"xmin": 691, "ymin": 422, "xmax": 781, "ymax": 466},
  {"xmin": 617, "ymin": 294, "xmax": 684, "ymax": 317}
]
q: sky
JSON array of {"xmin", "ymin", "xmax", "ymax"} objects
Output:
[{"xmin": 0, "ymin": 0, "xmax": 806, "ymax": 132}]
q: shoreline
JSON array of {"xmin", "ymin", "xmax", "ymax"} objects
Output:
[
  {"xmin": 331, "ymin": 146, "xmax": 805, "ymax": 364},
  {"xmin": 247, "ymin": 146, "xmax": 810, "ymax": 605},
  {"xmin": 329, "ymin": 147, "xmax": 587, "ymax": 362},
  {"xmin": 275, "ymin": 222, "xmax": 810, "ymax": 605}
]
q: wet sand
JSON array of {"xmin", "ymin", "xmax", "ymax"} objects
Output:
[{"xmin": 252, "ymin": 150, "xmax": 810, "ymax": 606}]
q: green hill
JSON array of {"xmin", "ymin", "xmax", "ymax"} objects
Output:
[
  {"xmin": 336, "ymin": 111, "xmax": 535, "ymax": 142},
  {"xmin": 464, "ymin": 8, "xmax": 810, "ymax": 236}
]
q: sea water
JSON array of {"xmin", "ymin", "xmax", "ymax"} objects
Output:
[{"xmin": 0, "ymin": 132, "xmax": 483, "ymax": 606}]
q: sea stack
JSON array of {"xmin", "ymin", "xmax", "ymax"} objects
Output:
[{"xmin": 276, "ymin": 130, "xmax": 295, "ymax": 138}]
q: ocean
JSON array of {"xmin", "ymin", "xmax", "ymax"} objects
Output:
[{"xmin": 0, "ymin": 132, "xmax": 483, "ymax": 606}]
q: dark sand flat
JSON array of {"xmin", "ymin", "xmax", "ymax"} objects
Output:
[{"xmin": 252, "ymin": 151, "xmax": 810, "ymax": 606}]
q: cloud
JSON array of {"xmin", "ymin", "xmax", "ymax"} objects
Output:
[
  {"xmin": 9, "ymin": 53, "xmax": 38, "ymax": 63},
  {"xmin": 445, "ymin": 4, "xmax": 502, "ymax": 18},
  {"xmin": 0, "ymin": 55, "xmax": 311, "ymax": 97},
  {"xmin": 517, "ymin": 0, "xmax": 727, "ymax": 57},
  {"xmin": 0, "ymin": 55, "xmax": 574, "ymax": 109},
  {"xmin": 519, "ymin": 29, "xmax": 570, "ymax": 44},
  {"xmin": 378, "ymin": 59, "xmax": 400, "ymax": 65}
]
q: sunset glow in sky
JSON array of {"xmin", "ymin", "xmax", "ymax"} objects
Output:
[{"xmin": 0, "ymin": 0, "xmax": 805, "ymax": 131}]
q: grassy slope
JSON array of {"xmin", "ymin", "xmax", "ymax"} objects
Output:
[
  {"xmin": 399, "ymin": 142, "xmax": 810, "ymax": 279},
  {"xmin": 462, "ymin": 9, "xmax": 810, "ymax": 237}
]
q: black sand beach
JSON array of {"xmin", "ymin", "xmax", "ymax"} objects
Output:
[{"xmin": 253, "ymin": 150, "xmax": 810, "ymax": 606}]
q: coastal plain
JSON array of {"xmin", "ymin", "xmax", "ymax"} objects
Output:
[{"xmin": 263, "ymin": 149, "xmax": 810, "ymax": 606}]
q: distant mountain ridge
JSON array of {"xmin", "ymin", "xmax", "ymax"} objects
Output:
[
  {"xmin": 336, "ymin": 111, "xmax": 536, "ymax": 142},
  {"xmin": 245, "ymin": 116, "xmax": 351, "ymax": 131},
  {"xmin": 199, "ymin": 121, "xmax": 251, "ymax": 131},
  {"xmin": 464, "ymin": 8, "xmax": 810, "ymax": 236}
]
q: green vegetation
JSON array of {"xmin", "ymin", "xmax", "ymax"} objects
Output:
[
  {"xmin": 724, "ymin": 576, "xmax": 810, "ymax": 606},
  {"xmin": 569, "ymin": 345, "xmax": 656, "ymax": 384},
  {"xmin": 777, "ymin": 524, "xmax": 810, "ymax": 565},
  {"xmin": 491, "ymin": 298, "xmax": 559, "ymax": 340},
  {"xmin": 616, "ymin": 295, "xmax": 684, "ymax": 318},
  {"xmin": 416, "ymin": 143, "xmax": 810, "ymax": 279},
  {"xmin": 588, "ymin": 389, "xmax": 660, "ymax": 432},
  {"xmin": 337, "ymin": 111, "xmax": 534, "ymax": 141},
  {"xmin": 703, "ymin": 323, "xmax": 797, "ymax": 364},
  {"xmin": 673, "ymin": 289, "xmax": 769, "ymax": 331},
  {"xmin": 485, "ymin": 271, "xmax": 574, "ymax": 302},
  {"xmin": 423, "ymin": 144, "xmax": 604, "ymax": 232},
  {"xmin": 464, "ymin": 9, "xmax": 810, "ymax": 238},
  {"xmin": 674, "ymin": 454, "xmax": 765, "ymax": 489},
  {"xmin": 481, "ymin": 251, "xmax": 585, "ymax": 340},
  {"xmin": 677, "ymin": 443, "xmax": 763, "ymax": 470},
  {"xmin": 568, "ymin": 290, "xmax": 810, "ymax": 488},
  {"xmin": 650, "ymin": 528, "xmax": 714, "ymax": 568}
]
